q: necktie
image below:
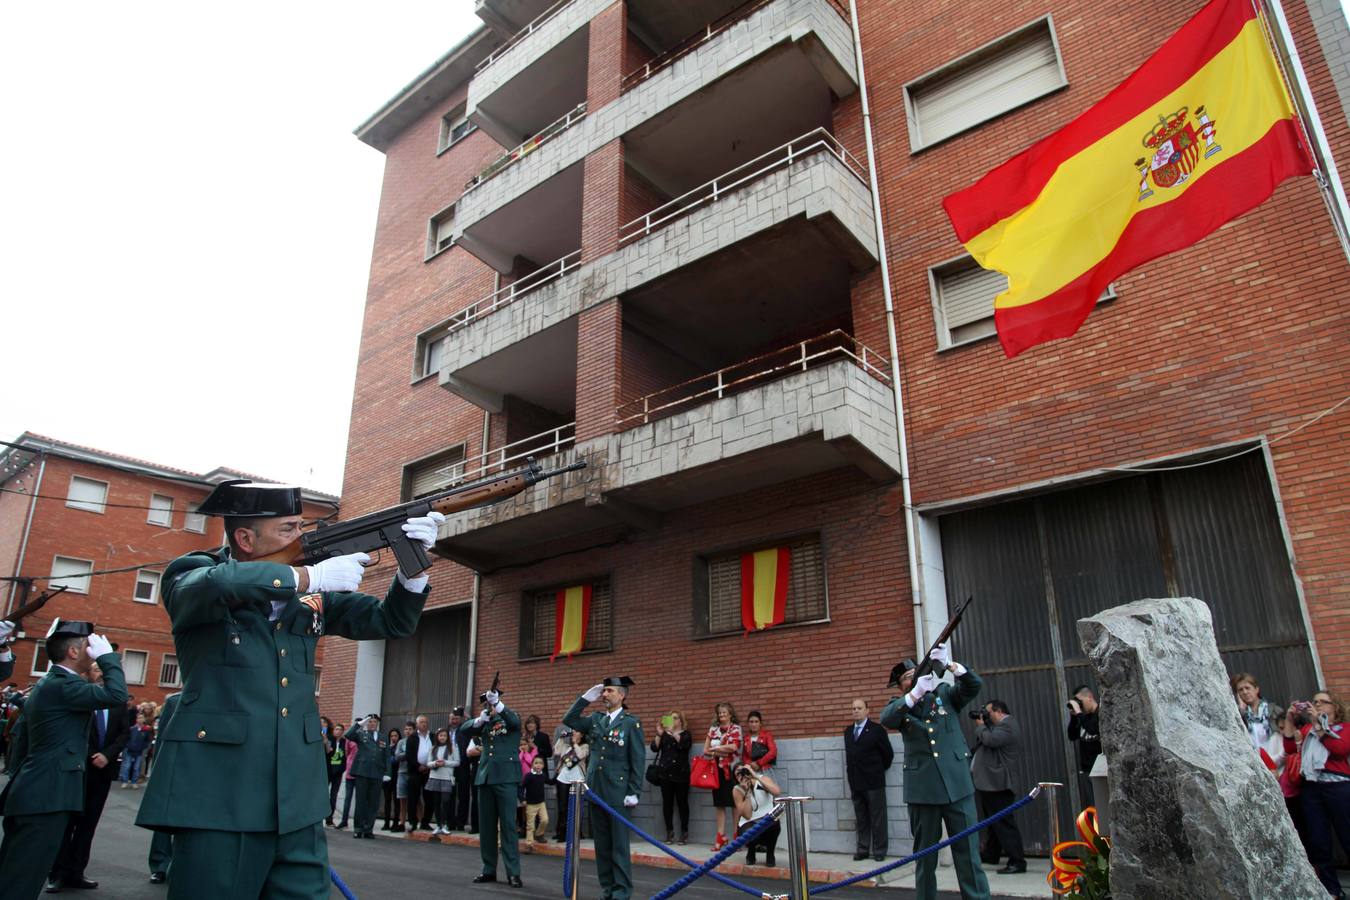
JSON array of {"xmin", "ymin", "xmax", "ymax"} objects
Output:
[
  {"xmin": 854, "ymin": 723, "xmax": 863, "ymax": 740},
  {"xmin": 95, "ymin": 709, "xmax": 107, "ymax": 748}
]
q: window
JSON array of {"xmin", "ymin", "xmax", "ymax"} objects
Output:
[
  {"xmin": 66, "ymin": 476, "xmax": 108, "ymax": 514},
  {"xmin": 184, "ymin": 511, "xmax": 207, "ymax": 534},
  {"xmin": 929, "ymin": 255, "xmax": 1116, "ymax": 349},
  {"xmin": 159, "ymin": 654, "xmax": 181, "ymax": 687},
  {"xmin": 31, "ymin": 645, "xmax": 50, "ymax": 676},
  {"xmin": 402, "ymin": 446, "xmax": 467, "ymax": 500},
  {"xmin": 134, "ymin": 570, "xmax": 160, "ymax": 604},
  {"xmin": 413, "ymin": 309, "xmax": 470, "ymax": 380},
  {"xmin": 438, "ymin": 104, "xmax": 477, "ymax": 153},
  {"xmin": 426, "ymin": 204, "xmax": 457, "ymax": 259},
  {"xmin": 904, "ymin": 16, "xmax": 1066, "ymax": 151},
  {"xmin": 123, "ymin": 650, "xmax": 149, "ymax": 685},
  {"xmin": 148, "ymin": 493, "xmax": 173, "ymax": 527},
  {"xmin": 424, "ymin": 336, "xmax": 445, "ymax": 379},
  {"xmin": 696, "ymin": 534, "xmax": 828, "ymax": 637},
  {"xmin": 314, "ymin": 666, "xmax": 322, "ymax": 696},
  {"xmin": 50, "ymin": 556, "xmax": 94, "ymax": 594},
  {"xmin": 520, "ymin": 577, "xmax": 614, "ymax": 658}
]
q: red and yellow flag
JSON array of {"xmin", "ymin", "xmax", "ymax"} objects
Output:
[
  {"xmin": 943, "ymin": 0, "xmax": 1313, "ymax": 358},
  {"xmin": 740, "ymin": 547, "xmax": 790, "ymax": 634},
  {"xmin": 551, "ymin": 584, "xmax": 592, "ymax": 661}
]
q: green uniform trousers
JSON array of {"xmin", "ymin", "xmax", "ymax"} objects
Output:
[
  {"xmin": 167, "ymin": 822, "xmax": 328, "ymax": 900},
  {"xmin": 0, "ymin": 811, "xmax": 70, "ymax": 900},
  {"xmin": 352, "ymin": 776, "xmax": 382, "ymax": 836},
  {"xmin": 476, "ymin": 782, "xmax": 521, "ymax": 877},
  {"xmin": 148, "ymin": 829, "xmax": 173, "ymax": 877},
  {"xmin": 908, "ymin": 794, "xmax": 990, "ymax": 900},
  {"xmin": 591, "ymin": 784, "xmax": 634, "ymax": 900}
]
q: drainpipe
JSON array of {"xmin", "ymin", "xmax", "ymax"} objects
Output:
[
  {"xmin": 464, "ymin": 408, "xmax": 492, "ymax": 708},
  {"xmin": 6, "ymin": 450, "xmax": 47, "ymax": 616},
  {"xmin": 847, "ymin": 0, "xmax": 929, "ymax": 653}
]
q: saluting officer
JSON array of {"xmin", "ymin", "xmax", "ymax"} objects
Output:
[
  {"xmin": 462, "ymin": 686, "xmax": 523, "ymax": 887},
  {"xmin": 564, "ymin": 676, "xmax": 646, "ymax": 900},
  {"xmin": 134, "ymin": 480, "xmax": 444, "ymax": 900},
  {"xmin": 344, "ymin": 714, "xmax": 387, "ymax": 838},
  {"xmin": 0, "ymin": 620, "xmax": 126, "ymax": 900},
  {"xmin": 880, "ymin": 644, "xmax": 991, "ymax": 900}
]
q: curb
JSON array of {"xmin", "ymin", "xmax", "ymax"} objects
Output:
[{"xmin": 399, "ymin": 829, "xmax": 877, "ymax": 888}]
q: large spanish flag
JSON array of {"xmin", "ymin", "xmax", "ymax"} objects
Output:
[
  {"xmin": 943, "ymin": 0, "xmax": 1313, "ymax": 358},
  {"xmin": 741, "ymin": 547, "xmax": 791, "ymax": 634},
  {"xmin": 551, "ymin": 584, "xmax": 592, "ymax": 661}
]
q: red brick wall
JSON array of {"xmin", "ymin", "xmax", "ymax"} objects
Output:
[
  {"xmin": 574, "ymin": 299, "xmax": 624, "ymax": 442},
  {"xmin": 587, "ymin": 1, "xmax": 628, "ymax": 111},
  {"xmin": 621, "ymin": 163, "xmax": 667, "ymax": 225},
  {"xmin": 619, "ymin": 323, "xmax": 701, "ymax": 403},
  {"xmin": 581, "ymin": 140, "xmax": 625, "ymax": 262}
]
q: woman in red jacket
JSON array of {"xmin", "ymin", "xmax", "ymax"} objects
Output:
[
  {"xmin": 1285, "ymin": 690, "xmax": 1350, "ymax": 899},
  {"xmin": 742, "ymin": 711, "xmax": 777, "ymax": 770}
]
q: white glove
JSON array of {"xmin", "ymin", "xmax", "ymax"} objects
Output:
[
  {"xmin": 383, "ymin": 775, "xmax": 392, "ymax": 783},
  {"xmin": 484, "ymin": 690, "xmax": 500, "ymax": 707},
  {"xmin": 401, "ymin": 512, "xmax": 445, "ymax": 550},
  {"xmin": 476, "ymin": 710, "xmax": 490, "ymax": 725},
  {"xmin": 86, "ymin": 633, "xmax": 114, "ymax": 659},
  {"xmin": 305, "ymin": 552, "xmax": 371, "ymax": 593},
  {"xmin": 583, "ymin": 683, "xmax": 605, "ymax": 703},
  {"xmin": 623, "ymin": 794, "xmax": 639, "ymax": 808},
  {"xmin": 930, "ymin": 642, "xmax": 951, "ymax": 667},
  {"xmin": 906, "ymin": 673, "xmax": 940, "ymax": 706},
  {"xmin": 0, "ymin": 620, "xmax": 14, "ymax": 643}
]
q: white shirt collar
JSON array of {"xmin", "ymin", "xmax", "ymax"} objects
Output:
[{"xmin": 54, "ymin": 664, "xmax": 80, "ymax": 676}]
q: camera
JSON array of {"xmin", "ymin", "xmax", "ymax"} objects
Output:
[
  {"xmin": 734, "ymin": 765, "xmax": 754, "ymax": 781},
  {"xmin": 1291, "ymin": 701, "xmax": 1314, "ymax": 728}
]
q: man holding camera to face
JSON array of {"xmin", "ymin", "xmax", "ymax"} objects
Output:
[
  {"xmin": 1066, "ymin": 685, "xmax": 1101, "ymax": 803},
  {"xmin": 970, "ymin": 700, "xmax": 1025, "ymax": 874}
]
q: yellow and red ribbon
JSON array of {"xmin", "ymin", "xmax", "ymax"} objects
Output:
[{"xmin": 1048, "ymin": 807, "xmax": 1110, "ymax": 895}]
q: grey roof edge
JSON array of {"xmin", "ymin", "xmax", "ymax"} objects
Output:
[{"xmin": 354, "ymin": 26, "xmax": 500, "ymax": 152}]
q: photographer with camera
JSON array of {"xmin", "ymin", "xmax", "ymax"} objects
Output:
[
  {"xmin": 970, "ymin": 700, "xmax": 1025, "ymax": 875},
  {"xmin": 1283, "ymin": 691, "xmax": 1350, "ymax": 898},
  {"xmin": 1066, "ymin": 685, "xmax": 1101, "ymax": 802},
  {"xmin": 732, "ymin": 761, "xmax": 782, "ymax": 867}
]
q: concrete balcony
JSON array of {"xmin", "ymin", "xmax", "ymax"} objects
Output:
[
  {"xmin": 455, "ymin": 0, "xmax": 856, "ymax": 260},
  {"xmin": 432, "ymin": 346, "xmax": 899, "ymax": 571},
  {"xmin": 440, "ymin": 130, "xmax": 877, "ymax": 408},
  {"xmin": 476, "ymin": 0, "xmax": 558, "ymax": 39}
]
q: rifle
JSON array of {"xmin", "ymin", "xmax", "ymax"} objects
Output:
[
  {"xmin": 478, "ymin": 670, "xmax": 502, "ymax": 706},
  {"xmin": 265, "ymin": 458, "xmax": 586, "ymax": 577},
  {"xmin": 913, "ymin": 595, "xmax": 974, "ymax": 681},
  {"xmin": 6, "ymin": 585, "xmax": 66, "ymax": 628}
]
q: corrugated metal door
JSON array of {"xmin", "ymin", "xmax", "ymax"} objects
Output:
[
  {"xmin": 938, "ymin": 452, "xmax": 1314, "ymax": 855},
  {"xmin": 380, "ymin": 605, "xmax": 471, "ymax": 725}
]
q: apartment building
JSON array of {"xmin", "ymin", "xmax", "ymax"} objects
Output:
[
  {"xmin": 330, "ymin": 0, "xmax": 1350, "ymax": 852},
  {"xmin": 0, "ymin": 434, "xmax": 339, "ymax": 708}
]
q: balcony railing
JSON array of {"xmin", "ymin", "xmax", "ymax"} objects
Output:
[
  {"xmin": 442, "ymin": 423, "xmax": 577, "ymax": 487},
  {"xmin": 621, "ymin": 0, "xmax": 849, "ymax": 94},
  {"xmin": 475, "ymin": 0, "xmax": 576, "ymax": 75},
  {"xmin": 428, "ymin": 251, "xmax": 581, "ymax": 343},
  {"xmin": 464, "ymin": 103, "xmax": 587, "ymax": 193},
  {"xmin": 614, "ymin": 330, "xmax": 891, "ymax": 428},
  {"xmin": 617, "ymin": 128, "xmax": 867, "ymax": 246}
]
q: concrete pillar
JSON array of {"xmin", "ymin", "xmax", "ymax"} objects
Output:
[{"xmin": 350, "ymin": 639, "xmax": 386, "ymax": 721}]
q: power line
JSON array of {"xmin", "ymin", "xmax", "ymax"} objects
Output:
[
  {"xmin": 0, "ymin": 486, "xmax": 341, "ymax": 523},
  {"xmin": 0, "ymin": 559, "xmax": 180, "ymax": 584}
]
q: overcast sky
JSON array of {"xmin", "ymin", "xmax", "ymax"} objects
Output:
[{"xmin": 0, "ymin": 2, "xmax": 482, "ymax": 495}]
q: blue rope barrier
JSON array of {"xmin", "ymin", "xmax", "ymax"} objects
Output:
[
  {"xmin": 561, "ymin": 788, "xmax": 576, "ymax": 897},
  {"xmin": 330, "ymin": 866, "xmax": 359, "ymax": 900},
  {"xmin": 808, "ymin": 788, "xmax": 1040, "ymax": 894},
  {"xmin": 583, "ymin": 788, "xmax": 772, "ymax": 899},
  {"xmin": 648, "ymin": 812, "xmax": 780, "ymax": 900}
]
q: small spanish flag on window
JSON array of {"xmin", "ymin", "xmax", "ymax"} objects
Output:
[
  {"xmin": 740, "ymin": 547, "xmax": 791, "ymax": 635},
  {"xmin": 551, "ymin": 584, "xmax": 593, "ymax": 662}
]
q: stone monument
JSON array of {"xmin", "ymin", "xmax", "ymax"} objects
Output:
[{"xmin": 1077, "ymin": 597, "xmax": 1322, "ymax": 900}]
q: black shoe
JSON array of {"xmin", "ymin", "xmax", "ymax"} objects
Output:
[
  {"xmin": 336, "ymin": 821, "xmax": 347, "ymax": 830},
  {"xmin": 391, "ymin": 824, "xmax": 404, "ymax": 833},
  {"xmin": 44, "ymin": 879, "xmax": 61, "ymax": 894},
  {"xmin": 472, "ymin": 874, "xmax": 497, "ymax": 884},
  {"xmin": 997, "ymin": 862, "xmax": 1027, "ymax": 874},
  {"xmin": 747, "ymin": 851, "xmax": 757, "ymax": 866},
  {"xmin": 324, "ymin": 817, "xmax": 334, "ymax": 826},
  {"xmin": 873, "ymin": 854, "xmax": 884, "ymax": 861},
  {"xmin": 381, "ymin": 822, "xmax": 392, "ymax": 831},
  {"xmin": 766, "ymin": 854, "xmax": 777, "ymax": 868},
  {"xmin": 149, "ymin": 872, "xmax": 166, "ymax": 884},
  {"xmin": 853, "ymin": 852, "xmax": 868, "ymax": 861},
  {"xmin": 678, "ymin": 832, "xmax": 688, "ymax": 845},
  {"xmin": 67, "ymin": 879, "xmax": 98, "ymax": 890},
  {"xmin": 507, "ymin": 875, "xmax": 523, "ymax": 888},
  {"xmin": 665, "ymin": 830, "xmax": 675, "ymax": 843}
]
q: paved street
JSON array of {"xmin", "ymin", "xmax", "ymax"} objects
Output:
[{"xmin": 32, "ymin": 787, "xmax": 1029, "ymax": 899}]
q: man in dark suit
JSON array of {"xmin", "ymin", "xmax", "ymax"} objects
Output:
[
  {"xmin": 452, "ymin": 707, "xmax": 478, "ymax": 833},
  {"xmin": 970, "ymin": 700, "xmax": 1025, "ymax": 874},
  {"xmin": 407, "ymin": 715, "xmax": 434, "ymax": 831},
  {"xmin": 48, "ymin": 662, "xmax": 132, "ymax": 891},
  {"xmin": 844, "ymin": 697, "xmax": 894, "ymax": 861}
]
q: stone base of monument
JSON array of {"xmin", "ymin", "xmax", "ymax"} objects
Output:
[{"xmin": 1077, "ymin": 597, "xmax": 1322, "ymax": 899}]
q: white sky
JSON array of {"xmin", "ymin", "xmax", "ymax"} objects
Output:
[{"xmin": 0, "ymin": 2, "xmax": 482, "ymax": 496}]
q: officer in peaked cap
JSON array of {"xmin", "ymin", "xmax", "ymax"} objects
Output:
[
  {"xmin": 134, "ymin": 479, "xmax": 445, "ymax": 899},
  {"xmin": 564, "ymin": 676, "xmax": 645, "ymax": 900},
  {"xmin": 880, "ymin": 646, "xmax": 991, "ymax": 900},
  {"xmin": 0, "ymin": 619, "xmax": 126, "ymax": 900},
  {"xmin": 462, "ymin": 683, "xmax": 523, "ymax": 887}
]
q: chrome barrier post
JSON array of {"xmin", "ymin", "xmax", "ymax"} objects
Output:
[
  {"xmin": 1038, "ymin": 782, "xmax": 1064, "ymax": 849},
  {"xmin": 779, "ymin": 795, "xmax": 814, "ymax": 900},
  {"xmin": 568, "ymin": 782, "xmax": 585, "ymax": 900}
]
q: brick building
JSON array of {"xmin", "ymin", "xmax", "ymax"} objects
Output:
[
  {"xmin": 328, "ymin": 0, "xmax": 1350, "ymax": 852},
  {"xmin": 0, "ymin": 434, "xmax": 339, "ymax": 709}
]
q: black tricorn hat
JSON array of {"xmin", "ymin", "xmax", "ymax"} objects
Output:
[
  {"xmin": 46, "ymin": 619, "xmax": 94, "ymax": 640},
  {"xmin": 196, "ymin": 480, "xmax": 302, "ymax": 518},
  {"xmin": 887, "ymin": 659, "xmax": 918, "ymax": 688},
  {"xmin": 602, "ymin": 675, "xmax": 636, "ymax": 688},
  {"xmin": 451, "ymin": 706, "xmax": 466, "ymax": 717}
]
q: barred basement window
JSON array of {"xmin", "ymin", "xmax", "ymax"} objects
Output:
[
  {"xmin": 159, "ymin": 654, "xmax": 181, "ymax": 687},
  {"xmin": 699, "ymin": 534, "xmax": 827, "ymax": 637},
  {"xmin": 520, "ymin": 577, "xmax": 613, "ymax": 659},
  {"xmin": 402, "ymin": 446, "xmax": 467, "ymax": 501}
]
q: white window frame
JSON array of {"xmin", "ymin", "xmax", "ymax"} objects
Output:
[
  {"xmin": 313, "ymin": 665, "xmax": 322, "ymax": 696},
  {"xmin": 903, "ymin": 15, "xmax": 1067, "ymax": 153},
  {"xmin": 65, "ymin": 475, "xmax": 109, "ymax": 514},
  {"xmin": 425, "ymin": 203, "xmax": 457, "ymax": 261},
  {"xmin": 159, "ymin": 653, "xmax": 182, "ymax": 688},
  {"xmin": 50, "ymin": 555, "xmax": 94, "ymax": 594},
  {"xmin": 133, "ymin": 570, "xmax": 161, "ymax": 605},
  {"xmin": 31, "ymin": 644, "xmax": 50, "ymax": 676},
  {"xmin": 147, "ymin": 493, "xmax": 174, "ymax": 527},
  {"xmin": 402, "ymin": 444, "xmax": 468, "ymax": 501},
  {"xmin": 122, "ymin": 649, "xmax": 149, "ymax": 685},
  {"xmin": 929, "ymin": 253, "xmax": 1117, "ymax": 350},
  {"xmin": 184, "ymin": 511, "xmax": 207, "ymax": 534},
  {"xmin": 411, "ymin": 309, "xmax": 470, "ymax": 382},
  {"xmin": 437, "ymin": 104, "xmax": 477, "ymax": 154}
]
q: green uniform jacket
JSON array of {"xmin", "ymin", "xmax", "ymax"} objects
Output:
[
  {"xmin": 880, "ymin": 669, "xmax": 983, "ymax": 806},
  {"xmin": 136, "ymin": 548, "xmax": 427, "ymax": 835},
  {"xmin": 563, "ymin": 697, "xmax": 645, "ymax": 800},
  {"xmin": 154, "ymin": 692, "xmax": 181, "ymax": 757},
  {"xmin": 344, "ymin": 724, "xmax": 388, "ymax": 780},
  {"xmin": 462, "ymin": 706, "xmax": 521, "ymax": 786},
  {"xmin": 2, "ymin": 652, "xmax": 127, "ymax": 816}
]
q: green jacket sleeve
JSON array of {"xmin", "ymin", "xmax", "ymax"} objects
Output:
[
  {"xmin": 879, "ymin": 695, "xmax": 921, "ymax": 731},
  {"xmin": 461, "ymin": 717, "xmax": 485, "ymax": 738},
  {"xmin": 323, "ymin": 576, "xmax": 428, "ymax": 641},
  {"xmin": 498, "ymin": 706, "xmax": 521, "ymax": 732},
  {"xmin": 950, "ymin": 669, "xmax": 983, "ymax": 712},
  {"xmin": 62, "ymin": 652, "xmax": 128, "ymax": 711},
  {"xmin": 162, "ymin": 555, "xmax": 298, "ymax": 631},
  {"xmin": 563, "ymin": 696, "xmax": 592, "ymax": 735}
]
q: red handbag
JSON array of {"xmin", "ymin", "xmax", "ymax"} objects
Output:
[{"xmin": 689, "ymin": 755, "xmax": 719, "ymax": 790}]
